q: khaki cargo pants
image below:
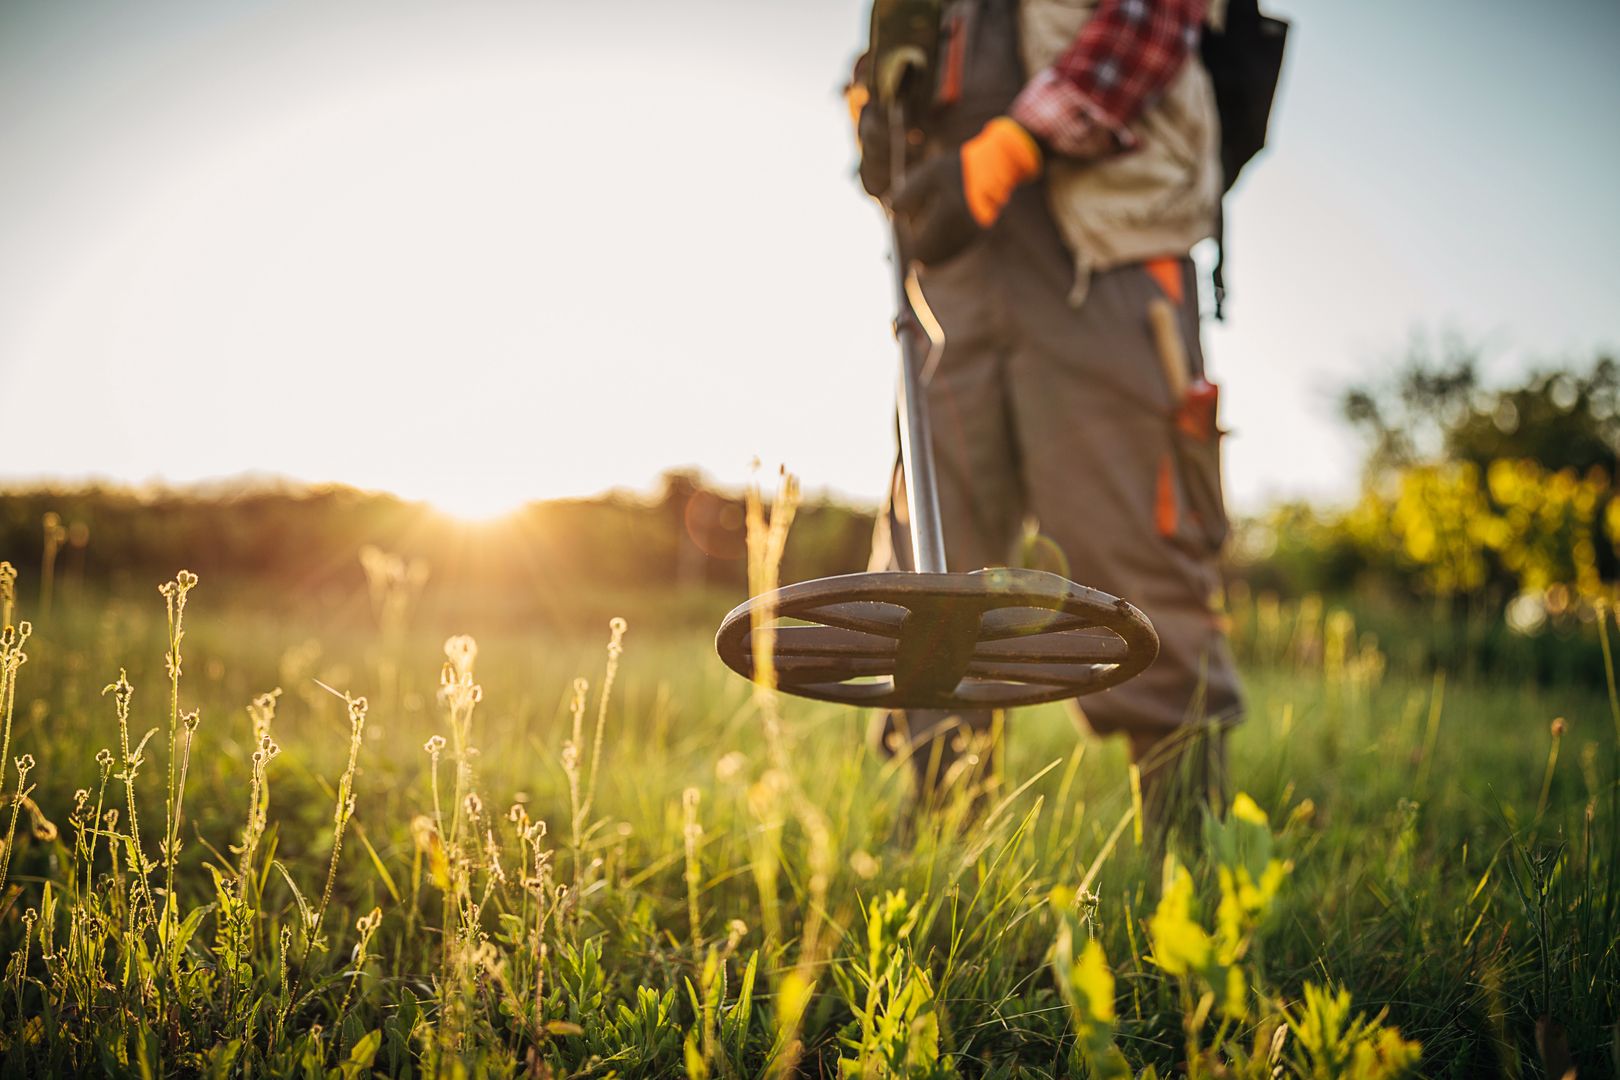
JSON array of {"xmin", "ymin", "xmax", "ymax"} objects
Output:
[{"xmin": 870, "ymin": 179, "xmax": 1244, "ymax": 810}]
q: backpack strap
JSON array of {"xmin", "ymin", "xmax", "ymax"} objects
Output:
[{"xmin": 1200, "ymin": 0, "xmax": 1288, "ymax": 318}]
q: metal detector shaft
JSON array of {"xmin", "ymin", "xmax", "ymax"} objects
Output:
[{"xmin": 889, "ymin": 220, "xmax": 949, "ymax": 574}]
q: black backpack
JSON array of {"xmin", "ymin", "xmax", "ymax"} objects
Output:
[{"xmin": 1200, "ymin": 0, "xmax": 1289, "ymax": 315}]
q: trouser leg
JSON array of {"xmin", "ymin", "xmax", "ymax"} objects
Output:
[
  {"xmin": 1130, "ymin": 722, "xmax": 1228, "ymax": 848},
  {"xmin": 872, "ymin": 706, "xmax": 1001, "ymax": 805},
  {"xmin": 1003, "ymin": 257, "xmax": 1243, "ymax": 745}
]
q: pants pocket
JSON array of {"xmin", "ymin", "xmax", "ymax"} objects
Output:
[
  {"xmin": 1156, "ymin": 382, "xmax": 1230, "ymax": 556},
  {"xmin": 1171, "ymin": 424, "xmax": 1230, "ymax": 554}
]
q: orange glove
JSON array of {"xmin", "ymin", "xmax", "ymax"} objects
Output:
[
  {"xmin": 959, "ymin": 118, "xmax": 1043, "ymax": 224},
  {"xmin": 892, "ymin": 117, "xmax": 1042, "ymax": 265}
]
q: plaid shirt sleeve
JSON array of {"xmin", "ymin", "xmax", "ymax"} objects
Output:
[{"xmin": 1010, "ymin": 0, "xmax": 1207, "ymax": 158}]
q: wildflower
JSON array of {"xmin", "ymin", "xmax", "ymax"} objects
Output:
[
  {"xmin": 444, "ymin": 635, "xmax": 477, "ymax": 679},
  {"xmin": 1149, "ymin": 857, "xmax": 1212, "ymax": 976},
  {"xmin": 102, "ymin": 671, "xmax": 133, "ymax": 713},
  {"xmin": 485, "ymin": 829, "xmax": 506, "ymax": 884},
  {"xmin": 1231, "ymin": 792, "xmax": 1269, "ymax": 826},
  {"xmin": 1070, "ymin": 938, "xmax": 1117, "ymax": 1024}
]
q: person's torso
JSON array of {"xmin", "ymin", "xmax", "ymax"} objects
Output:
[{"xmin": 913, "ymin": 0, "xmax": 1221, "ymax": 304}]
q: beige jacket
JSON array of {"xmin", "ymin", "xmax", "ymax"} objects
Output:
[{"xmin": 1018, "ymin": 0, "xmax": 1222, "ymax": 303}]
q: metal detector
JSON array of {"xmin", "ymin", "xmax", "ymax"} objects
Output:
[{"xmin": 714, "ymin": 62, "xmax": 1159, "ymax": 712}]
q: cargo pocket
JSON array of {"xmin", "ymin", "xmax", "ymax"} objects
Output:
[
  {"xmin": 1173, "ymin": 411, "xmax": 1231, "ymax": 554},
  {"xmin": 1156, "ymin": 382, "xmax": 1230, "ymax": 557},
  {"xmin": 1142, "ymin": 269, "xmax": 1229, "ymax": 557}
]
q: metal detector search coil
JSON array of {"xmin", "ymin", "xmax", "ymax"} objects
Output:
[{"xmin": 715, "ymin": 567, "xmax": 1158, "ymax": 710}]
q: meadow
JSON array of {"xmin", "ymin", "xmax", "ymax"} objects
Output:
[{"xmin": 0, "ymin": 540, "xmax": 1615, "ymax": 1078}]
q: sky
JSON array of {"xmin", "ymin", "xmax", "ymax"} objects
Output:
[{"xmin": 1, "ymin": 0, "xmax": 1617, "ymax": 520}]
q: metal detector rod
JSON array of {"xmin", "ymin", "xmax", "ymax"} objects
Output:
[{"xmin": 889, "ymin": 219, "xmax": 949, "ymax": 574}]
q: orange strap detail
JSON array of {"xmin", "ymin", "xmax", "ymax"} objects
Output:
[
  {"xmin": 960, "ymin": 117, "xmax": 1043, "ymax": 227},
  {"xmin": 1155, "ymin": 452, "xmax": 1178, "ymax": 538},
  {"xmin": 845, "ymin": 82, "xmax": 870, "ymax": 131},
  {"xmin": 1145, "ymin": 257, "xmax": 1184, "ymax": 306},
  {"xmin": 937, "ymin": 11, "xmax": 967, "ymax": 106}
]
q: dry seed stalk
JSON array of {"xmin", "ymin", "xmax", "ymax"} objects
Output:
[
  {"xmin": 87, "ymin": 751, "xmax": 114, "ymax": 887},
  {"xmin": 563, "ymin": 677, "xmax": 588, "ymax": 878},
  {"xmin": 238, "ymin": 690, "xmax": 282, "ymax": 895},
  {"xmin": 333, "ymin": 906, "xmax": 383, "ymax": 1040},
  {"xmin": 313, "ymin": 691, "xmax": 368, "ymax": 944},
  {"xmin": 103, "ymin": 670, "xmax": 160, "ymax": 936},
  {"xmin": 744, "ymin": 467, "xmax": 800, "ymax": 769},
  {"xmin": 737, "ymin": 466, "xmax": 840, "ymax": 1080},
  {"xmin": 0, "ymin": 752, "xmax": 34, "ymax": 896},
  {"xmin": 0, "ymin": 562, "xmax": 15, "ymax": 631},
  {"xmin": 582, "ymin": 617, "xmax": 628, "ymax": 824},
  {"xmin": 157, "ymin": 569, "xmax": 198, "ymax": 955},
  {"xmin": 0, "ymin": 620, "xmax": 30, "ymax": 895},
  {"xmin": 683, "ymin": 787, "xmax": 704, "ymax": 952},
  {"xmin": 39, "ymin": 513, "xmax": 66, "ymax": 616}
]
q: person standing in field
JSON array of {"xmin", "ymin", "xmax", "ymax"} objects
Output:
[{"xmin": 851, "ymin": 0, "xmax": 1251, "ymax": 832}]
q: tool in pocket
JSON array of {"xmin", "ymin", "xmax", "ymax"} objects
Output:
[{"xmin": 1147, "ymin": 286, "xmax": 1230, "ymax": 555}]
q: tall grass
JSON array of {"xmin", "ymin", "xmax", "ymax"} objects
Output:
[{"xmin": 0, "ymin": 521, "xmax": 1614, "ymax": 1076}]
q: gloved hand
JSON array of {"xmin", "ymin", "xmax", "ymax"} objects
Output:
[
  {"xmin": 891, "ymin": 117, "xmax": 1043, "ymax": 266},
  {"xmin": 846, "ymin": 80, "xmax": 899, "ymax": 200}
]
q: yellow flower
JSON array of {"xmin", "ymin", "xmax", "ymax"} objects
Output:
[
  {"xmin": 1072, "ymin": 939, "xmax": 1116, "ymax": 1024},
  {"xmin": 1231, "ymin": 792, "xmax": 1269, "ymax": 826},
  {"xmin": 1150, "ymin": 858, "xmax": 1212, "ymax": 976}
]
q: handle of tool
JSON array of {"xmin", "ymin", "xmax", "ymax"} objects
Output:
[{"xmin": 1147, "ymin": 297, "xmax": 1190, "ymax": 405}]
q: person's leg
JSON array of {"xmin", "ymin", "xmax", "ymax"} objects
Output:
[
  {"xmin": 868, "ymin": 250, "xmax": 1024, "ymax": 803},
  {"xmin": 1003, "ymin": 257, "xmax": 1244, "ymax": 830},
  {"xmin": 1130, "ymin": 721, "xmax": 1229, "ymax": 850}
]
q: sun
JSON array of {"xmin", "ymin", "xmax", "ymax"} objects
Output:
[{"xmin": 424, "ymin": 485, "xmax": 530, "ymax": 524}]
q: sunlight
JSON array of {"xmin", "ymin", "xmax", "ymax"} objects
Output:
[{"xmin": 424, "ymin": 484, "xmax": 529, "ymax": 524}]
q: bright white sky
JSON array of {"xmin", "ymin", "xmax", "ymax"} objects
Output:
[{"xmin": 2, "ymin": 0, "xmax": 1617, "ymax": 520}]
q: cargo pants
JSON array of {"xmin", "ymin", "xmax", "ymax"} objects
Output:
[{"xmin": 868, "ymin": 0, "xmax": 1243, "ymax": 815}]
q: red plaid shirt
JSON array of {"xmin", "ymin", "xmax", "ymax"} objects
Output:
[{"xmin": 1010, "ymin": 0, "xmax": 1207, "ymax": 158}]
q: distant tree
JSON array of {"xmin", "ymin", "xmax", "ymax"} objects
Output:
[
  {"xmin": 1446, "ymin": 359, "xmax": 1620, "ymax": 475},
  {"xmin": 1322, "ymin": 337, "xmax": 1620, "ymax": 613},
  {"xmin": 1341, "ymin": 335, "xmax": 1620, "ymax": 479}
]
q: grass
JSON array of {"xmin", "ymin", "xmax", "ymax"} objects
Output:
[{"xmin": 0, "ymin": 549, "xmax": 1615, "ymax": 1078}]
